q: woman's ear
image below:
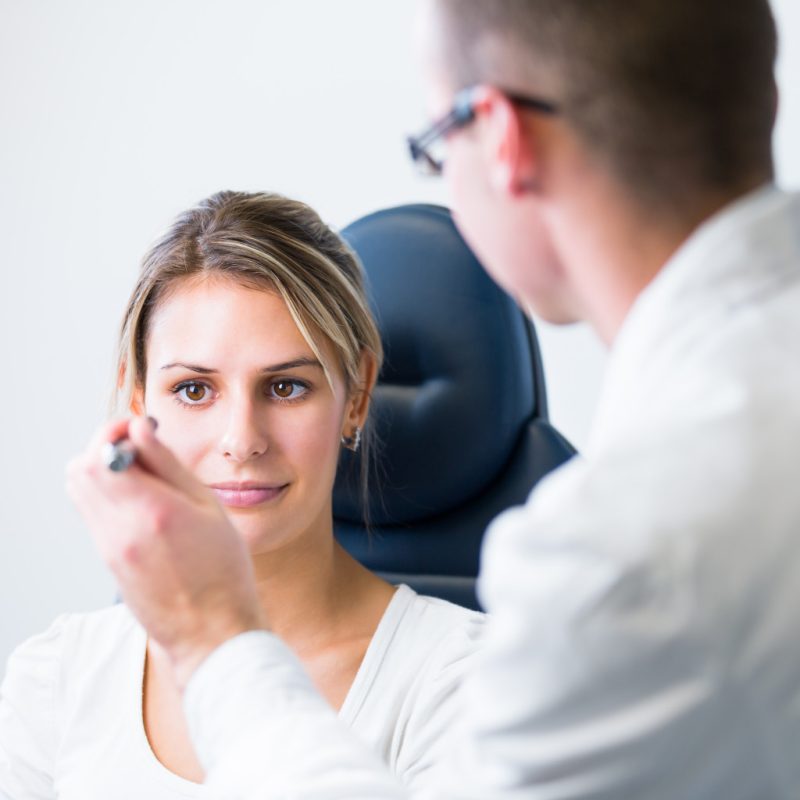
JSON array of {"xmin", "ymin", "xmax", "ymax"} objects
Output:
[
  {"xmin": 130, "ymin": 384, "xmax": 145, "ymax": 416},
  {"xmin": 344, "ymin": 351, "xmax": 379, "ymax": 433},
  {"xmin": 119, "ymin": 360, "xmax": 146, "ymax": 416}
]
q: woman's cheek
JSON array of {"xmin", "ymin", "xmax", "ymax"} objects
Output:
[
  {"xmin": 277, "ymin": 411, "xmax": 339, "ymax": 478},
  {"xmin": 146, "ymin": 406, "xmax": 208, "ymax": 470},
  {"xmin": 168, "ymin": 424, "xmax": 209, "ymax": 470}
]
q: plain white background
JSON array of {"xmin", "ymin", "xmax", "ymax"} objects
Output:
[{"xmin": 1, "ymin": 0, "xmax": 799, "ymax": 666}]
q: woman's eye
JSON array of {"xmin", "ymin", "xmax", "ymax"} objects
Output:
[
  {"xmin": 270, "ymin": 380, "xmax": 307, "ymax": 401},
  {"xmin": 174, "ymin": 382, "xmax": 209, "ymax": 404}
]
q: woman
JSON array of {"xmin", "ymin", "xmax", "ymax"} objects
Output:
[{"xmin": 0, "ymin": 191, "xmax": 484, "ymax": 798}]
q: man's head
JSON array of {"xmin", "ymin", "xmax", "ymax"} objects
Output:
[{"xmin": 416, "ymin": 0, "xmax": 778, "ymax": 330}]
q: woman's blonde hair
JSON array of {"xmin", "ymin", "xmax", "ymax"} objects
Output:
[{"xmin": 114, "ymin": 190, "xmax": 383, "ymax": 513}]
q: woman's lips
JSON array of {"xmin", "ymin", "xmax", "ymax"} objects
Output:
[{"xmin": 209, "ymin": 483, "xmax": 288, "ymax": 508}]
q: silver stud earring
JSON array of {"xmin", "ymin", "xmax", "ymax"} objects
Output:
[{"xmin": 341, "ymin": 426, "xmax": 362, "ymax": 452}]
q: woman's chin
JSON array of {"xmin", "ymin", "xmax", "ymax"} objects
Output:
[{"xmin": 233, "ymin": 520, "xmax": 299, "ymax": 556}]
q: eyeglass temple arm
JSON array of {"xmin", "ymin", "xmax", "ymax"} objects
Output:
[{"xmin": 408, "ymin": 95, "xmax": 476, "ymax": 154}]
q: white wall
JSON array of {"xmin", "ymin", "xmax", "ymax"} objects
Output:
[{"xmin": 0, "ymin": 0, "xmax": 797, "ymax": 666}]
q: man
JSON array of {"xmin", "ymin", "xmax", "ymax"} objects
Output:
[{"xmin": 68, "ymin": 0, "xmax": 800, "ymax": 797}]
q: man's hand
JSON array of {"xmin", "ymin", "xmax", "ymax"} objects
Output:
[{"xmin": 66, "ymin": 416, "xmax": 266, "ymax": 689}]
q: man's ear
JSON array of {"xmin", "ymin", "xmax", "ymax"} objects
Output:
[
  {"xmin": 344, "ymin": 351, "xmax": 379, "ymax": 434},
  {"xmin": 475, "ymin": 86, "xmax": 540, "ymax": 197}
]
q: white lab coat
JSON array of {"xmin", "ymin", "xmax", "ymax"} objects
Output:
[{"xmin": 183, "ymin": 185, "xmax": 800, "ymax": 799}]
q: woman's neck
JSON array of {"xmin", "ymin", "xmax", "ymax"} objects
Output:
[{"xmin": 249, "ymin": 528, "xmax": 390, "ymax": 655}]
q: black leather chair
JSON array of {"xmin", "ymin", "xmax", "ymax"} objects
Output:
[{"xmin": 334, "ymin": 204, "xmax": 576, "ymax": 610}]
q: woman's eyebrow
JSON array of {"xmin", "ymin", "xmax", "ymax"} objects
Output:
[
  {"xmin": 260, "ymin": 357, "xmax": 323, "ymax": 373},
  {"xmin": 159, "ymin": 357, "xmax": 323, "ymax": 374},
  {"xmin": 160, "ymin": 362, "xmax": 217, "ymax": 374}
]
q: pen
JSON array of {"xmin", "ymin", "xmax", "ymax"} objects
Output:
[
  {"xmin": 102, "ymin": 417, "xmax": 158, "ymax": 472},
  {"xmin": 103, "ymin": 438, "xmax": 136, "ymax": 472}
]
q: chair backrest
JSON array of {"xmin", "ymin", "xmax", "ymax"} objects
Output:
[{"xmin": 333, "ymin": 204, "xmax": 576, "ymax": 610}]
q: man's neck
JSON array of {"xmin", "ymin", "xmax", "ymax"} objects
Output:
[{"xmin": 547, "ymin": 176, "xmax": 768, "ymax": 346}]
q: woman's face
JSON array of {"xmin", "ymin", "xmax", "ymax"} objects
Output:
[{"xmin": 138, "ymin": 276, "xmax": 359, "ymax": 555}]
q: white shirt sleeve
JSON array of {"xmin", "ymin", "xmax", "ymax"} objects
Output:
[
  {"xmin": 0, "ymin": 616, "xmax": 66, "ymax": 800},
  {"xmin": 185, "ymin": 632, "xmax": 408, "ymax": 799}
]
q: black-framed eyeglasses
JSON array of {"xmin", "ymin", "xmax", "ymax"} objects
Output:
[{"xmin": 407, "ymin": 86, "xmax": 559, "ymax": 177}]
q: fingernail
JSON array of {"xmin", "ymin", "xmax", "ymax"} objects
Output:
[{"xmin": 147, "ymin": 416, "xmax": 159, "ymax": 431}]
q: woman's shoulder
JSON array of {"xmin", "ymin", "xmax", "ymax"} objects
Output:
[
  {"xmin": 389, "ymin": 584, "xmax": 485, "ymax": 656},
  {"xmin": 0, "ymin": 607, "xmax": 147, "ymax": 797},
  {"xmin": 3, "ymin": 604, "xmax": 142, "ymax": 698},
  {"xmin": 346, "ymin": 586, "xmax": 485, "ymax": 783},
  {"xmin": 35, "ymin": 603, "xmax": 138, "ymax": 652},
  {"xmin": 361, "ymin": 585, "xmax": 485, "ymax": 695}
]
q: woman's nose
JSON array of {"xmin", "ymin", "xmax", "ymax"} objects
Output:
[{"xmin": 218, "ymin": 398, "xmax": 269, "ymax": 462}]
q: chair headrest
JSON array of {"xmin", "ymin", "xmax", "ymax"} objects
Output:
[{"xmin": 334, "ymin": 204, "xmax": 543, "ymax": 526}]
